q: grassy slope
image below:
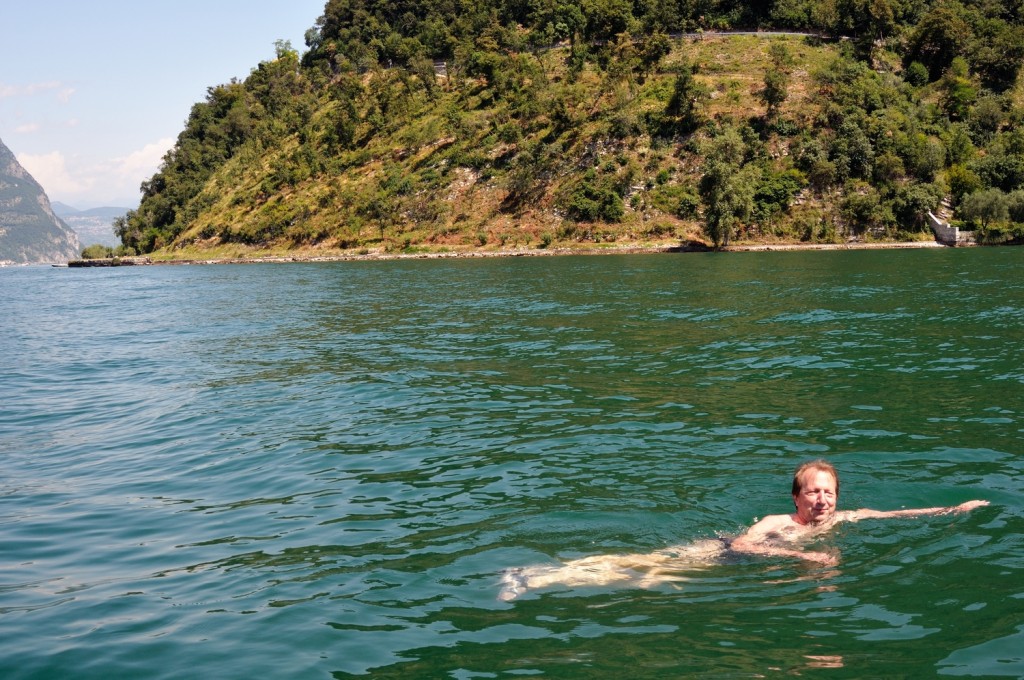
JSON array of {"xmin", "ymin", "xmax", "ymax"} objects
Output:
[{"xmin": 153, "ymin": 35, "xmax": 875, "ymax": 261}]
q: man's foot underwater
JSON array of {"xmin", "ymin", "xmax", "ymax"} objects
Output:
[{"xmin": 498, "ymin": 567, "xmax": 529, "ymax": 601}]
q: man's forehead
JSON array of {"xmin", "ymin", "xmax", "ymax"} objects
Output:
[{"xmin": 798, "ymin": 468, "xmax": 837, "ymax": 489}]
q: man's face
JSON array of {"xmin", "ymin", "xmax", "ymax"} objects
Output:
[{"xmin": 793, "ymin": 469, "xmax": 838, "ymax": 525}]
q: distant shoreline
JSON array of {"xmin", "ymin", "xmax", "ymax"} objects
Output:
[
  {"xmin": 721, "ymin": 241, "xmax": 951, "ymax": 252},
  {"xmin": 64, "ymin": 239, "xmax": 958, "ymax": 267}
]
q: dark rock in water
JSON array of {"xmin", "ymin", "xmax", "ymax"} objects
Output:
[
  {"xmin": 67, "ymin": 257, "xmax": 151, "ymax": 268},
  {"xmin": 0, "ymin": 136, "xmax": 81, "ymax": 264}
]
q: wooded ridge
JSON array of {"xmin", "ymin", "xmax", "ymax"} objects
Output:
[{"xmin": 112, "ymin": 0, "xmax": 1024, "ymax": 258}]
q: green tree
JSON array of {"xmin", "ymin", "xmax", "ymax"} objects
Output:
[
  {"xmin": 768, "ymin": 42, "xmax": 795, "ymax": 70},
  {"xmin": 873, "ymin": 152, "xmax": 905, "ymax": 185},
  {"xmin": 636, "ymin": 31, "xmax": 672, "ymax": 82},
  {"xmin": 947, "ymin": 164, "xmax": 982, "ymax": 206},
  {"xmin": 699, "ymin": 126, "xmax": 756, "ymax": 248},
  {"xmin": 1006, "ymin": 190, "xmax": 1024, "ymax": 223},
  {"xmin": 972, "ymin": 149, "xmax": 1024, "ymax": 193},
  {"xmin": 759, "ymin": 44, "xmax": 793, "ymax": 120},
  {"xmin": 833, "ymin": 0, "xmax": 896, "ymax": 57},
  {"xmin": 906, "ymin": 3, "xmax": 974, "ymax": 80},
  {"xmin": 366, "ymin": 192, "xmax": 399, "ymax": 241},
  {"xmin": 891, "ymin": 182, "xmax": 941, "ymax": 231},
  {"xmin": 938, "ymin": 57, "xmax": 977, "ymax": 121},
  {"xmin": 582, "ymin": 0, "xmax": 634, "ymax": 43},
  {"xmin": 904, "ymin": 61, "xmax": 929, "ymax": 87},
  {"xmin": 771, "ymin": 0, "xmax": 814, "ymax": 29},
  {"xmin": 753, "ymin": 169, "xmax": 806, "ymax": 230},
  {"xmin": 969, "ymin": 94, "xmax": 1006, "ymax": 141},
  {"xmin": 840, "ymin": 183, "xmax": 888, "ymax": 235},
  {"xmin": 904, "ymin": 133, "xmax": 945, "ymax": 182},
  {"xmin": 565, "ymin": 170, "xmax": 625, "ymax": 223},
  {"xmin": 636, "ymin": 0, "xmax": 683, "ymax": 33},
  {"xmin": 558, "ymin": 2, "xmax": 587, "ymax": 46},
  {"xmin": 504, "ymin": 142, "xmax": 559, "ymax": 209},
  {"xmin": 960, "ymin": 188, "xmax": 1009, "ymax": 228},
  {"xmin": 831, "ymin": 120, "xmax": 874, "ymax": 181},
  {"xmin": 274, "ymin": 39, "xmax": 298, "ymax": 60},
  {"xmin": 113, "ymin": 211, "xmax": 141, "ymax": 253},
  {"xmin": 866, "ymin": 0, "xmax": 896, "ymax": 43},
  {"xmin": 604, "ymin": 31, "xmax": 640, "ymax": 92},
  {"xmin": 409, "ymin": 54, "xmax": 438, "ymax": 98},
  {"xmin": 971, "ymin": 23, "xmax": 1024, "ymax": 92},
  {"xmin": 80, "ymin": 244, "xmax": 114, "ymax": 259},
  {"xmin": 944, "ymin": 123, "xmax": 976, "ymax": 165},
  {"xmin": 810, "ymin": 0, "xmax": 839, "ymax": 33},
  {"xmin": 759, "ymin": 67, "xmax": 790, "ymax": 119},
  {"xmin": 665, "ymin": 62, "xmax": 708, "ymax": 134},
  {"xmin": 527, "ymin": 0, "xmax": 586, "ymax": 46}
]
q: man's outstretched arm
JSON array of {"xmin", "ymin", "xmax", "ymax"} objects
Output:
[{"xmin": 840, "ymin": 500, "xmax": 989, "ymax": 522}]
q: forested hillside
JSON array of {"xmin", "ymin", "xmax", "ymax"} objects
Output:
[{"xmin": 117, "ymin": 0, "xmax": 1024, "ymax": 256}]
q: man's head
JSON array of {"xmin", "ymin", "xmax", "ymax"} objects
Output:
[{"xmin": 791, "ymin": 459, "xmax": 839, "ymax": 525}]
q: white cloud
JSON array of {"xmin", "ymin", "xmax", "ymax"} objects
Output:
[
  {"xmin": 15, "ymin": 122, "xmax": 40, "ymax": 134},
  {"xmin": 112, "ymin": 137, "xmax": 174, "ymax": 179},
  {"xmin": 16, "ymin": 150, "xmax": 92, "ymax": 196},
  {"xmin": 0, "ymin": 81, "xmax": 66, "ymax": 99},
  {"xmin": 27, "ymin": 81, "xmax": 63, "ymax": 96},
  {"xmin": 16, "ymin": 138, "xmax": 173, "ymax": 207}
]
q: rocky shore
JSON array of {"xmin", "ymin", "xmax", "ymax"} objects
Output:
[
  {"xmin": 66, "ymin": 257, "xmax": 152, "ymax": 267},
  {"xmin": 63, "ymin": 238, "xmax": 955, "ymax": 268}
]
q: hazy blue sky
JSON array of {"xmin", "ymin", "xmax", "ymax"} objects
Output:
[{"xmin": 1, "ymin": 0, "xmax": 327, "ymax": 208}]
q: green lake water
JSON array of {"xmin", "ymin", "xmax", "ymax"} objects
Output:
[{"xmin": 1, "ymin": 248, "xmax": 1021, "ymax": 678}]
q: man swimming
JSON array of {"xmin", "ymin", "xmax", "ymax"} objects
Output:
[{"xmin": 499, "ymin": 459, "xmax": 989, "ymax": 600}]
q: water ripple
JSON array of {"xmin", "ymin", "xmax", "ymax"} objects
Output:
[{"xmin": 1, "ymin": 250, "xmax": 1022, "ymax": 678}]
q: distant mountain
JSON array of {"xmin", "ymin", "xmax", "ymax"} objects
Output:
[
  {"xmin": 0, "ymin": 137, "xmax": 80, "ymax": 263},
  {"xmin": 49, "ymin": 201, "xmax": 79, "ymax": 216},
  {"xmin": 52, "ymin": 202, "xmax": 129, "ymax": 248}
]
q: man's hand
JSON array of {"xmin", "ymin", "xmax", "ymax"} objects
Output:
[
  {"xmin": 802, "ymin": 550, "xmax": 838, "ymax": 567},
  {"xmin": 953, "ymin": 500, "xmax": 989, "ymax": 512}
]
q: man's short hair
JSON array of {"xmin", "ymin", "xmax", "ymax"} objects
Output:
[{"xmin": 792, "ymin": 459, "xmax": 839, "ymax": 496}]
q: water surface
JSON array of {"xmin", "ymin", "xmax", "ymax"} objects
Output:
[{"xmin": 1, "ymin": 249, "xmax": 1021, "ymax": 678}]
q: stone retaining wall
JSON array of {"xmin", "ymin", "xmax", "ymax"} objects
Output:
[{"xmin": 928, "ymin": 211, "xmax": 959, "ymax": 245}]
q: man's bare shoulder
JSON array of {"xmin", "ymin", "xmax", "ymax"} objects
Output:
[
  {"xmin": 753, "ymin": 513, "xmax": 797, "ymax": 527},
  {"xmin": 743, "ymin": 513, "xmax": 798, "ymax": 536}
]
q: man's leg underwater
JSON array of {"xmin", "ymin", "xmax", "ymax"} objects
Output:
[{"xmin": 499, "ymin": 539, "xmax": 727, "ymax": 600}]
